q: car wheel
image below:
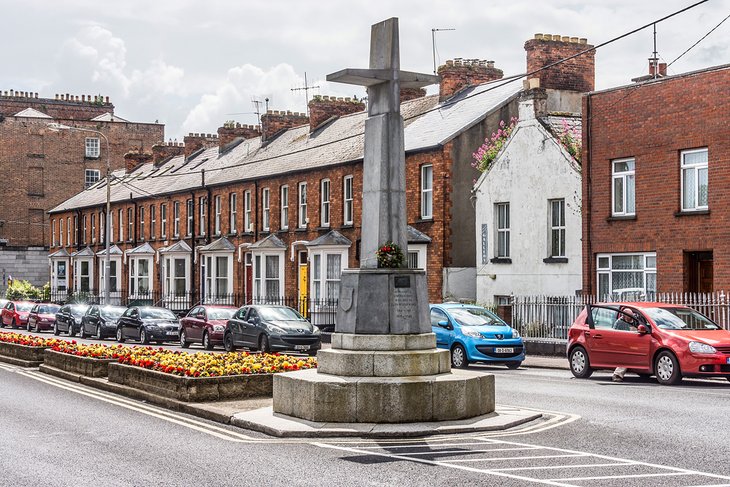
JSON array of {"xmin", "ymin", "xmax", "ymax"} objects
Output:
[
  {"xmin": 34, "ymin": 321, "xmax": 41, "ymax": 333},
  {"xmin": 53, "ymin": 323, "xmax": 60, "ymax": 336},
  {"xmin": 180, "ymin": 329, "xmax": 190, "ymax": 349},
  {"xmin": 96, "ymin": 325, "xmax": 103, "ymax": 340},
  {"xmin": 506, "ymin": 361, "xmax": 522, "ymax": 370},
  {"xmin": 202, "ymin": 331, "xmax": 213, "ymax": 351},
  {"xmin": 259, "ymin": 335, "xmax": 271, "ymax": 354},
  {"xmin": 224, "ymin": 332, "xmax": 237, "ymax": 352},
  {"xmin": 11, "ymin": 318, "xmax": 16, "ymax": 329},
  {"xmin": 68, "ymin": 324, "xmax": 75, "ymax": 337},
  {"xmin": 451, "ymin": 344, "xmax": 469, "ymax": 369},
  {"xmin": 140, "ymin": 328, "xmax": 149, "ymax": 345},
  {"xmin": 79, "ymin": 324, "xmax": 86, "ymax": 339},
  {"xmin": 569, "ymin": 346, "xmax": 593, "ymax": 379},
  {"xmin": 26, "ymin": 321, "xmax": 32, "ymax": 332},
  {"xmin": 116, "ymin": 327, "xmax": 125, "ymax": 343},
  {"xmin": 655, "ymin": 351, "xmax": 682, "ymax": 385}
]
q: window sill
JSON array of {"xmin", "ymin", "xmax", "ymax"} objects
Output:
[
  {"xmin": 295, "ymin": 227, "xmax": 308, "ymax": 233},
  {"xmin": 278, "ymin": 228, "xmax": 290, "ymax": 233},
  {"xmin": 240, "ymin": 232, "xmax": 255, "ymax": 237},
  {"xmin": 260, "ymin": 231, "xmax": 270, "ymax": 236},
  {"xmin": 317, "ymin": 226, "xmax": 331, "ymax": 232},
  {"xmin": 84, "ymin": 156, "xmax": 100, "ymax": 160},
  {"xmin": 543, "ymin": 257, "xmax": 568, "ymax": 264},
  {"xmin": 606, "ymin": 215, "xmax": 636, "ymax": 222},
  {"xmin": 27, "ymin": 153, "xmax": 45, "ymax": 159},
  {"xmin": 415, "ymin": 218, "xmax": 434, "ymax": 224},
  {"xmin": 227, "ymin": 233, "xmax": 238, "ymax": 237},
  {"xmin": 490, "ymin": 257, "xmax": 512, "ymax": 264},
  {"xmin": 674, "ymin": 209, "xmax": 710, "ymax": 217},
  {"xmin": 341, "ymin": 224, "xmax": 354, "ymax": 230}
]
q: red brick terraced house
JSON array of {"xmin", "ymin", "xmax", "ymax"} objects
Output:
[
  {"xmin": 48, "ymin": 39, "xmax": 582, "ymax": 322},
  {"xmin": 0, "ymin": 91, "xmax": 163, "ymax": 291},
  {"xmin": 582, "ymin": 62, "xmax": 730, "ymax": 297}
]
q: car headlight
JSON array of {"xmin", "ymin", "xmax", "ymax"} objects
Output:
[
  {"xmin": 689, "ymin": 341, "xmax": 716, "ymax": 354},
  {"xmin": 511, "ymin": 328, "xmax": 521, "ymax": 339},
  {"xmin": 212, "ymin": 325, "xmax": 225, "ymax": 332},
  {"xmin": 312, "ymin": 326, "xmax": 321, "ymax": 335},
  {"xmin": 462, "ymin": 327, "xmax": 483, "ymax": 339}
]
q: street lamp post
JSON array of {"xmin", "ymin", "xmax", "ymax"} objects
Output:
[{"xmin": 48, "ymin": 123, "xmax": 112, "ymax": 305}]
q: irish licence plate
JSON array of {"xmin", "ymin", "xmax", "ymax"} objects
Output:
[
  {"xmin": 294, "ymin": 345, "xmax": 310, "ymax": 351},
  {"xmin": 167, "ymin": 331, "xmax": 178, "ymax": 336},
  {"xmin": 495, "ymin": 347, "xmax": 514, "ymax": 354}
]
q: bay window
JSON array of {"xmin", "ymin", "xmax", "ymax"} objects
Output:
[
  {"xmin": 129, "ymin": 256, "xmax": 152, "ymax": 295},
  {"xmin": 252, "ymin": 253, "xmax": 284, "ymax": 302},
  {"xmin": 201, "ymin": 253, "xmax": 233, "ymax": 304}
]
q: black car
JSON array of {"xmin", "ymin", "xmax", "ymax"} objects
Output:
[
  {"xmin": 54, "ymin": 304, "xmax": 90, "ymax": 336},
  {"xmin": 80, "ymin": 305, "xmax": 127, "ymax": 339},
  {"xmin": 223, "ymin": 305, "xmax": 321, "ymax": 355},
  {"xmin": 116, "ymin": 306, "xmax": 180, "ymax": 344}
]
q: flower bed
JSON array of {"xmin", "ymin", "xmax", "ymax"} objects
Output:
[
  {"xmin": 110, "ymin": 349, "xmax": 317, "ymax": 402},
  {"xmin": 43, "ymin": 342, "xmax": 134, "ymax": 378},
  {"xmin": 0, "ymin": 332, "xmax": 61, "ymax": 366}
]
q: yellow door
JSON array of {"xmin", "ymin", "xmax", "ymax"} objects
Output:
[{"xmin": 298, "ymin": 264, "xmax": 308, "ymax": 317}]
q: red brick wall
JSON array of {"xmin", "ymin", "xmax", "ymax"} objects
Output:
[
  {"xmin": 525, "ymin": 34, "xmax": 594, "ymax": 92},
  {"xmin": 308, "ymin": 97, "xmax": 364, "ymax": 131},
  {"xmin": 583, "ymin": 66, "xmax": 730, "ymax": 293},
  {"xmin": 438, "ymin": 59, "xmax": 503, "ymax": 100},
  {"xmin": 0, "ymin": 117, "xmax": 163, "ymax": 247},
  {"xmin": 261, "ymin": 111, "xmax": 309, "ymax": 141},
  {"xmin": 0, "ymin": 92, "xmax": 113, "ymax": 120}
]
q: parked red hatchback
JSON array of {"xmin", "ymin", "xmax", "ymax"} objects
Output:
[
  {"xmin": 180, "ymin": 305, "xmax": 236, "ymax": 350},
  {"xmin": 1, "ymin": 301, "xmax": 35, "ymax": 329},
  {"xmin": 27, "ymin": 303, "xmax": 62, "ymax": 332},
  {"xmin": 568, "ymin": 302, "xmax": 730, "ymax": 385}
]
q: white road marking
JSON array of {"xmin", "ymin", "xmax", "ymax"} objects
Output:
[
  {"xmin": 404, "ymin": 447, "xmax": 539, "ymax": 456},
  {"xmin": 548, "ymin": 471, "xmax": 696, "ymax": 481},
  {"xmin": 446, "ymin": 453, "xmax": 588, "ymax": 463},
  {"xmin": 492, "ymin": 462, "xmax": 636, "ymax": 472}
]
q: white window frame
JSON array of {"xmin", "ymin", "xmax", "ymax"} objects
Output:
[
  {"xmin": 67, "ymin": 217, "xmax": 71, "ymax": 247},
  {"xmin": 309, "ymin": 248, "xmax": 347, "ymax": 302},
  {"xmin": 149, "ymin": 205, "xmax": 156, "ymax": 239},
  {"xmin": 128, "ymin": 256, "xmax": 153, "ymax": 296},
  {"xmin": 244, "ymin": 191, "xmax": 252, "ymax": 232},
  {"xmin": 117, "ymin": 209, "xmax": 123, "ymax": 243},
  {"xmin": 298, "ymin": 182, "xmax": 307, "ymax": 228},
  {"xmin": 139, "ymin": 207, "xmax": 145, "ymax": 241},
  {"xmin": 320, "ymin": 179, "xmax": 331, "ymax": 228},
  {"xmin": 199, "ymin": 196, "xmax": 206, "ymax": 236},
  {"xmin": 59, "ymin": 219, "xmax": 64, "ymax": 247},
  {"xmin": 85, "ymin": 137, "xmax": 100, "ymax": 158},
  {"xmin": 99, "ymin": 255, "xmax": 122, "ymax": 300},
  {"xmin": 91, "ymin": 214, "xmax": 96, "ymax": 244},
  {"xmin": 74, "ymin": 216, "xmax": 78, "ymax": 245},
  {"xmin": 173, "ymin": 201, "xmax": 180, "ymax": 238},
  {"xmin": 51, "ymin": 258, "xmax": 69, "ymax": 294},
  {"xmin": 549, "ymin": 199, "xmax": 566, "ymax": 258},
  {"xmin": 421, "ymin": 164, "xmax": 433, "ymax": 220},
  {"xmin": 163, "ymin": 254, "xmax": 191, "ymax": 299},
  {"xmin": 126, "ymin": 208, "xmax": 133, "ymax": 242},
  {"xmin": 343, "ymin": 175, "xmax": 353, "ymax": 225},
  {"xmin": 51, "ymin": 219, "xmax": 57, "ymax": 247},
  {"xmin": 74, "ymin": 258, "xmax": 94, "ymax": 293},
  {"xmin": 214, "ymin": 195, "xmax": 221, "ymax": 236},
  {"xmin": 161, "ymin": 203, "xmax": 168, "ymax": 239},
  {"xmin": 107, "ymin": 211, "xmax": 112, "ymax": 244},
  {"xmin": 82, "ymin": 216, "xmax": 87, "ymax": 245},
  {"xmin": 496, "ymin": 202, "xmax": 510, "ymax": 258},
  {"xmin": 407, "ymin": 244, "xmax": 428, "ymax": 271},
  {"xmin": 99, "ymin": 211, "xmax": 104, "ymax": 244},
  {"xmin": 280, "ymin": 185, "xmax": 289, "ymax": 230},
  {"xmin": 612, "ymin": 158, "xmax": 635, "ymax": 216},
  {"xmin": 85, "ymin": 169, "xmax": 100, "ymax": 189},
  {"xmin": 186, "ymin": 199, "xmax": 193, "ymax": 237},
  {"xmin": 596, "ymin": 253, "xmax": 657, "ymax": 299},
  {"xmin": 229, "ymin": 193, "xmax": 238, "ymax": 234},
  {"xmin": 252, "ymin": 251, "xmax": 285, "ymax": 302},
  {"xmin": 200, "ymin": 252, "xmax": 233, "ymax": 304},
  {"xmin": 262, "ymin": 187, "xmax": 270, "ymax": 231},
  {"xmin": 680, "ymin": 148, "xmax": 709, "ymax": 211}
]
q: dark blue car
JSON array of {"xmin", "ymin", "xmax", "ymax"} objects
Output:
[{"xmin": 430, "ymin": 303, "xmax": 525, "ymax": 369}]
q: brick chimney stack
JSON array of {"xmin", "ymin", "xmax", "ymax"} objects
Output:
[
  {"xmin": 217, "ymin": 122, "xmax": 262, "ymax": 148},
  {"xmin": 151, "ymin": 140, "xmax": 185, "ymax": 166},
  {"xmin": 400, "ymin": 88, "xmax": 427, "ymax": 103},
  {"xmin": 437, "ymin": 59, "xmax": 503, "ymax": 101},
  {"xmin": 183, "ymin": 133, "xmax": 219, "ymax": 159},
  {"xmin": 524, "ymin": 34, "xmax": 595, "ymax": 92},
  {"xmin": 307, "ymin": 96, "xmax": 365, "ymax": 132},
  {"xmin": 648, "ymin": 59, "xmax": 667, "ymax": 77},
  {"xmin": 260, "ymin": 110, "xmax": 309, "ymax": 142},
  {"xmin": 124, "ymin": 150, "xmax": 153, "ymax": 173}
]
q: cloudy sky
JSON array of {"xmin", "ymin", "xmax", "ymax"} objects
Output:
[{"xmin": 2, "ymin": 0, "xmax": 727, "ymax": 140}]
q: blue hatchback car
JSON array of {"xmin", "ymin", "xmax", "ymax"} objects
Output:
[{"xmin": 430, "ymin": 303, "xmax": 525, "ymax": 369}]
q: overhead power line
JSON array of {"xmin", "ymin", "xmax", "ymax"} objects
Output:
[{"xmin": 668, "ymin": 11, "xmax": 730, "ymax": 67}]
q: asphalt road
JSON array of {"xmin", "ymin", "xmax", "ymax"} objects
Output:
[{"xmin": 1, "ymin": 329, "xmax": 729, "ymax": 486}]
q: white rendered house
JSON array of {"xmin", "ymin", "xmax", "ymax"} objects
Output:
[{"xmin": 474, "ymin": 89, "xmax": 582, "ymax": 305}]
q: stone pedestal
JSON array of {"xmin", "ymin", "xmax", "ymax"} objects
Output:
[{"xmin": 273, "ymin": 332, "xmax": 495, "ymax": 423}]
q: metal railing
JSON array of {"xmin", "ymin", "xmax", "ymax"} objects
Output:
[
  {"xmin": 501, "ymin": 292, "xmax": 730, "ymax": 342},
  {"xmin": 48, "ymin": 290, "xmax": 339, "ymax": 329}
]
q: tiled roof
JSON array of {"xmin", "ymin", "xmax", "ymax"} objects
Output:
[
  {"xmin": 126, "ymin": 242, "xmax": 155, "ymax": 255},
  {"xmin": 71, "ymin": 247, "xmax": 95, "ymax": 257},
  {"xmin": 49, "ymin": 78, "xmax": 522, "ymax": 214},
  {"xmin": 249, "ymin": 234, "xmax": 286, "ymax": 250},
  {"xmin": 540, "ymin": 114, "xmax": 582, "ymax": 142},
  {"xmin": 198, "ymin": 237, "xmax": 236, "ymax": 252},
  {"xmin": 96, "ymin": 244, "xmax": 123, "ymax": 256},
  {"xmin": 160, "ymin": 240, "xmax": 192, "ymax": 253},
  {"xmin": 307, "ymin": 230, "xmax": 352, "ymax": 247},
  {"xmin": 49, "ymin": 248, "xmax": 72, "ymax": 258},
  {"xmin": 14, "ymin": 107, "xmax": 52, "ymax": 118},
  {"xmin": 407, "ymin": 225, "xmax": 432, "ymax": 243}
]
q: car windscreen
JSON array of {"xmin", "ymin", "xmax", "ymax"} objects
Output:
[
  {"xmin": 448, "ymin": 307, "xmax": 505, "ymax": 327},
  {"xmin": 140, "ymin": 308, "xmax": 177, "ymax": 320},
  {"xmin": 644, "ymin": 307, "xmax": 720, "ymax": 330},
  {"xmin": 258, "ymin": 307, "xmax": 306, "ymax": 322},
  {"xmin": 70, "ymin": 305, "xmax": 89, "ymax": 317},
  {"xmin": 100, "ymin": 307, "xmax": 126, "ymax": 320},
  {"xmin": 16, "ymin": 303, "xmax": 34, "ymax": 312},
  {"xmin": 39, "ymin": 305, "xmax": 61, "ymax": 314},
  {"xmin": 207, "ymin": 308, "xmax": 235, "ymax": 320}
]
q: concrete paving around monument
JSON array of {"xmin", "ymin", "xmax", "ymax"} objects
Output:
[{"xmin": 231, "ymin": 404, "xmax": 542, "ymax": 438}]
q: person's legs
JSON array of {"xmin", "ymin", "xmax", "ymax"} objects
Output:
[{"xmin": 613, "ymin": 367, "xmax": 627, "ymax": 382}]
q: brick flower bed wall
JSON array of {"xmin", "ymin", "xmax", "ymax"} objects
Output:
[
  {"xmin": 0, "ymin": 342, "xmax": 48, "ymax": 366},
  {"xmin": 108, "ymin": 362, "xmax": 273, "ymax": 402},
  {"xmin": 43, "ymin": 349, "xmax": 117, "ymax": 378}
]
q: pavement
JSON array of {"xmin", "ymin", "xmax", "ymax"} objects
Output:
[{"xmin": 522, "ymin": 354, "xmax": 569, "ymax": 370}]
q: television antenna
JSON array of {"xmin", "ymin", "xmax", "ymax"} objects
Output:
[
  {"xmin": 291, "ymin": 72, "xmax": 319, "ymax": 114},
  {"xmin": 432, "ymin": 28, "xmax": 456, "ymax": 74}
]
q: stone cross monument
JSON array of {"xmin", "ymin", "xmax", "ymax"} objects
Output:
[{"xmin": 272, "ymin": 18, "xmax": 494, "ymax": 424}]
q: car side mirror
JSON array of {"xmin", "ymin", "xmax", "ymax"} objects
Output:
[
  {"xmin": 438, "ymin": 320, "xmax": 453, "ymax": 330},
  {"xmin": 637, "ymin": 324, "xmax": 649, "ymax": 335}
]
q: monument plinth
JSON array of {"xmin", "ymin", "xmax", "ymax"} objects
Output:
[{"xmin": 273, "ymin": 17, "xmax": 495, "ymax": 424}]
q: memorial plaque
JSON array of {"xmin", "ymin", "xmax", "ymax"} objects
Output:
[
  {"xmin": 392, "ymin": 287, "xmax": 418, "ymax": 323},
  {"xmin": 394, "ymin": 276, "xmax": 410, "ymax": 288}
]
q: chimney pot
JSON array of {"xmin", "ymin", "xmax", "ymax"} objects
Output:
[
  {"xmin": 562, "ymin": 36, "xmax": 570, "ymax": 42},
  {"xmin": 307, "ymin": 94, "xmax": 364, "ymax": 132},
  {"xmin": 438, "ymin": 57, "xmax": 504, "ymax": 101},
  {"xmin": 535, "ymin": 33, "xmax": 543, "ymax": 40},
  {"xmin": 570, "ymin": 37, "xmax": 579, "ymax": 43}
]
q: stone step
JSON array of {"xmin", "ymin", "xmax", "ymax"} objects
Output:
[{"xmin": 317, "ymin": 347, "xmax": 450, "ymax": 377}]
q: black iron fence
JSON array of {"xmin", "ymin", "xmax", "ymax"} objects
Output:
[{"xmin": 48, "ymin": 290, "xmax": 339, "ymax": 331}]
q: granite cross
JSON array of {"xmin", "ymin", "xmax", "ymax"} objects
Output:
[{"xmin": 327, "ymin": 18, "xmax": 438, "ymax": 268}]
